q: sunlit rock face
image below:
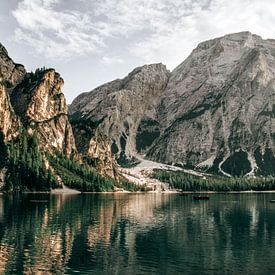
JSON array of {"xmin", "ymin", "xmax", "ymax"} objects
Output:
[
  {"xmin": 69, "ymin": 63, "xmax": 170, "ymax": 165},
  {"xmin": 70, "ymin": 32, "xmax": 275, "ymax": 176},
  {"xmin": 0, "ymin": 83, "xmax": 20, "ymax": 142},
  {"xmin": 71, "ymin": 119, "xmax": 118, "ymax": 178},
  {"xmin": 10, "ymin": 69, "xmax": 77, "ymax": 157},
  {"xmin": 0, "ymin": 43, "xmax": 23, "ymax": 142},
  {"xmin": 148, "ymin": 32, "xmax": 275, "ymax": 176},
  {"xmin": 0, "ymin": 42, "xmax": 117, "ymax": 180},
  {"xmin": 86, "ymin": 133, "xmax": 117, "ymax": 179}
]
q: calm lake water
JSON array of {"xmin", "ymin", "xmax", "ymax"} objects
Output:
[{"xmin": 0, "ymin": 193, "xmax": 275, "ymax": 274}]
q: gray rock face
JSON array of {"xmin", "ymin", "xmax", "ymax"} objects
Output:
[
  {"xmin": 0, "ymin": 44, "xmax": 23, "ymax": 142},
  {"xmin": 149, "ymin": 32, "xmax": 275, "ymax": 176},
  {"xmin": 10, "ymin": 69, "xmax": 77, "ymax": 157},
  {"xmin": 0, "ymin": 43, "xmax": 26, "ymax": 87},
  {"xmin": 70, "ymin": 63, "xmax": 170, "ymax": 165},
  {"xmin": 70, "ymin": 32, "xmax": 275, "ymax": 176}
]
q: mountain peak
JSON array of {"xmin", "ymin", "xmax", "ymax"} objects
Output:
[
  {"xmin": 0, "ymin": 43, "xmax": 9, "ymax": 57},
  {"xmin": 70, "ymin": 32, "xmax": 275, "ymax": 176}
]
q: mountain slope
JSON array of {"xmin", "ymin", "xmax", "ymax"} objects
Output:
[
  {"xmin": 0, "ymin": 43, "xmax": 118, "ymax": 191},
  {"xmin": 70, "ymin": 63, "xmax": 170, "ymax": 167},
  {"xmin": 10, "ymin": 68, "xmax": 77, "ymax": 157},
  {"xmin": 70, "ymin": 32, "xmax": 275, "ymax": 176},
  {"xmin": 148, "ymin": 32, "xmax": 275, "ymax": 176}
]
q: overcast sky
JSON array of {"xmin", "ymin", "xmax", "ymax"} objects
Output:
[{"xmin": 1, "ymin": 0, "xmax": 275, "ymax": 102}]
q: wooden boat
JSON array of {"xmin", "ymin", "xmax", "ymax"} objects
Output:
[{"xmin": 193, "ymin": 196, "xmax": 209, "ymax": 201}]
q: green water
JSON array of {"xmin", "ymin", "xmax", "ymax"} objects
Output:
[{"xmin": 0, "ymin": 193, "xmax": 275, "ymax": 274}]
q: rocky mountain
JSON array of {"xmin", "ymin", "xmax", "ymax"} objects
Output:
[
  {"xmin": 0, "ymin": 43, "xmax": 117, "ymax": 191},
  {"xmin": 10, "ymin": 68, "xmax": 77, "ymax": 157},
  {"xmin": 0, "ymin": 43, "xmax": 76, "ymax": 159},
  {"xmin": 69, "ymin": 64, "xmax": 170, "ymax": 166},
  {"xmin": 0, "ymin": 82, "xmax": 20, "ymax": 143},
  {"xmin": 70, "ymin": 32, "xmax": 275, "ymax": 176}
]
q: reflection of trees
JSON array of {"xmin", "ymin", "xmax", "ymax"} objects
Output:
[
  {"xmin": 0, "ymin": 194, "xmax": 171, "ymax": 274},
  {"xmin": 135, "ymin": 194, "xmax": 275, "ymax": 274},
  {"xmin": 0, "ymin": 195, "xmax": 79, "ymax": 274},
  {"xmin": 1, "ymin": 194, "xmax": 275, "ymax": 274}
]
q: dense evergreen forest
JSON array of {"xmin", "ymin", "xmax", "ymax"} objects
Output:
[
  {"xmin": 0, "ymin": 129, "xmax": 140, "ymax": 192},
  {"xmin": 48, "ymin": 151, "xmax": 147, "ymax": 192},
  {"xmin": 1, "ymin": 131, "xmax": 58, "ymax": 192},
  {"xmin": 48, "ymin": 151, "xmax": 115, "ymax": 192},
  {"xmin": 153, "ymin": 169, "xmax": 275, "ymax": 192},
  {"xmin": 0, "ymin": 130, "xmax": 117, "ymax": 192}
]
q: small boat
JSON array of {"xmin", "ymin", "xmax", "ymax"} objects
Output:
[
  {"xmin": 193, "ymin": 196, "xmax": 209, "ymax": 201},
  {"xmin": 270, "ymin": 200, "xmax": 275, "ymax": 203}
]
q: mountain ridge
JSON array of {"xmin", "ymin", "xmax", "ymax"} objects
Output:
[
  {"xmin": 0, "ymin": 43, "xmax": 118, "ymax": 191},
  {"xmin": 70, "ymin": 31, "xmax": 275, "ymax": 176}
]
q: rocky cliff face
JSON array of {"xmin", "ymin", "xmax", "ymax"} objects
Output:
[
  {"xmin": 0, "ymin": 43, "xmax": 25, "ymax": 88},
  {"xmin": 0, "ymin": 43, "xmax": 116, "ymax": 184},
  {"xmin": 70, "ymin": 63, "xmax": 170, "ymax": 166},
  {"xmin": 0, "ymin": 42, "xmax": 76, "ymax": 158},
  {"xmin": 10, "ymin": 69, "xmax": 76, "ymax": 157},
  {"xmin": 70, "ymin": 32, "xmax": 275, "ymax": 176},
  {"xmin": 0, "ymin": 83, "xmax": 20, "ymax": 142},
  {"xmin": 148, "ymin": 32, "xmax": 275, "ymax": 176},
  {"xmin": 0, "ymin": 43, "xmax": 24, "ymax": 142}
]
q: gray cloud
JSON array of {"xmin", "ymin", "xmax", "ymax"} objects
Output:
[
  {"xmin": 6, "ymin": 0, "xmax": 275, "ymax": 102},
  {"xmin": 12, "ymin": 0, "xmax": 104, "ymax": 59},
  {"xmin": 12, "ymin": 0, "xmax": 275, "ymax": 68}
]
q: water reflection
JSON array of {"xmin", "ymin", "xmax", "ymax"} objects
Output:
[{"xmin": 0, "ymin": 193, "xmax": 275, "ymax": 274}]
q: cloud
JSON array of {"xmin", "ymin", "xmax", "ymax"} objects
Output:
[
  {"xmin": 127, "ymin": 0, "xmax": 275, "ymax": 68},
  {"xmin": 101, "ymin": 56, "xmax": 124, "ymax": 65},
  {"xmin": 12, "ymin": 0, "xmax": 275, "ymax": 67},
  {"xmin": 12, "ymin": 0, "xmax": 104, "ymax": 59}
]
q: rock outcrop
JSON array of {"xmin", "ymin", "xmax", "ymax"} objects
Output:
[
  {"xmin": 0, "ymin": 82, "xmax": 20, "ymax": 142},
  {"xmin": 70, "ymin": 32, "xmax": 275, "ymax": 176},
  {"xmin": 70, "ymin": 63, "xmax": 170, "ymax": 166},
  {"xmin": 1, "ymin": 42, "xmax": 76, "ymax": 158},
  {"xmin": 71, "ymin": 117, "xmax": 118, "ymax": 178},
  {"xmin": 0, "ymin": 43, "xmax": 25, "ymax": 88},
  {"xmin": 10, "ymin": 69, "xmax": 76, "ymax": 157},
  {"xmin": 148, "ymin": 32, "xmax": 275, "ymax": 176},
  {"xmin": 0, "ymin": 42, "xmax": 117, "ymax": 186},
  {"xmin": 0, "ymin": 43, "xmax": 24, "ymax": 142}
]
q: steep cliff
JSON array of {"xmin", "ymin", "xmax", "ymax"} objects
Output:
[
  {"xmin": 10, "ymin": 69, "xmax": 77, "ymax": 157},
  {"xmin": 0, "ymin": 43, "xmax": 26, "ymax": 87},
  {"xmin": 0, "ymin": 43, "xmax": 24, "ymax": 142},
  {"xmin": 0, "ymin": 82, "xmax": 20, "ymax": 142},
  {"xmin": 70, "ymin": 32, "xmax": 275, "ymax": 176},
  {"xmin": 0, "ymin": 42, "xmax": 119, "ymax": 192},
  {"xmin": 71, "ymin": 117, "xmax": 118, "ymax": 179},
  {"xmin": 148, "ymin": 32, "xmax": 275, "ymax": 176},
  {"xmin": 70, "ymin": 63, "xmax": 170, "ymax": 166}
]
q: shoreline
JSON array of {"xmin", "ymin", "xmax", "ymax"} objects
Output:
[{"xmin": 2, "ymin": 190, "xmax": 275, "ymax": 195}]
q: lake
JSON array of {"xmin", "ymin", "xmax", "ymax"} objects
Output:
[{"xmin": 0, "ymin": 193, "xmax": 275, "ymax": 274}]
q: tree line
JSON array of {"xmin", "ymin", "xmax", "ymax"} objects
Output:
[{"xmin": 153, "ymin": 169, "xmax": 275, "ymax": 191}]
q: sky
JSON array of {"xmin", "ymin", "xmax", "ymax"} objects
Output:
[{"xmin": 1, "ymin": 0, "xmax": 275, "ymax": 103}]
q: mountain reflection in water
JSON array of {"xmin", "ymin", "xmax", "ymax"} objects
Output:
[{"xmin": 0, "ymin": 193, "xmax": 275, "ymax": 274}]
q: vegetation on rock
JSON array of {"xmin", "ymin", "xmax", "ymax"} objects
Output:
[{"xmin": 2, "ymin": 130, "xmax": 58, "ymax": 192}]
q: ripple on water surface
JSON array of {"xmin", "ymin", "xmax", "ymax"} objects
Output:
[{"xmin": 0, "ymin": 193, "xmax": 275, "ymax": 274}]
